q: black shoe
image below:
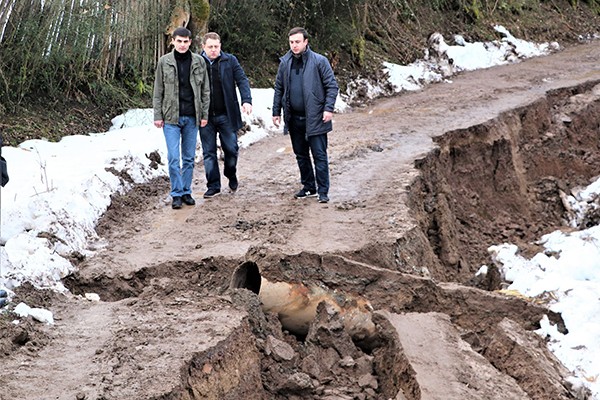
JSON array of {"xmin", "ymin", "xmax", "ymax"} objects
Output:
[
  {"xmin": 172, "ymin": 196, "xmax": 182, "ymax": 209},
  {"xmin": 203, "ymin": 188, "xmax": 221, "ymax": 199},
  {"xmin": 229, "ymin": 176, "xmax": 238, "ymax": 192},
  {"xmin": 294, "ymin": 188, "xmax": 317, "ymax": 199},
  {"xmin": 318, "ymin": 194, "xmax": 329, "ymax": 203},
  {"xmin": 181, "ymin": 194, "xmax": 196, "ymax": 205}
]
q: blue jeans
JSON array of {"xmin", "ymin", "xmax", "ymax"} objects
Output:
[
  {"xmin": 199, "ymin": 114, "xmax": 239, "ymax": 190},
  {"xmin": 289, "ymin": 115, "xmax": 329, "ymax": 195},
  {"xmin": 163, "ymin": 116, "xmax": 198, "ymax": 198}
]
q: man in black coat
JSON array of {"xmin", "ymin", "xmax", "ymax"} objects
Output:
[
  {"xmin": 272, "ymin": 27, "xmax": 339, "ymax": 204},
  {"xmin": 200, "ymin": 32, "xmax": 253, "ymax": 198}
]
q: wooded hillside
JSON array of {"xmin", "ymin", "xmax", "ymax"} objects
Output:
[{"xmin": 1, "ymin": 0, "xmax": 599, "ymax": 144}]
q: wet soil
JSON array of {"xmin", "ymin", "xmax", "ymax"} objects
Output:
[{"xmin": 2, "ymin": 41, "xmax": 600, "ymax": 399}]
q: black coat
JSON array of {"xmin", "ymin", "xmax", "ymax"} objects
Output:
[
  {"xmin": 273, "ymin": 46, "xmax": 339, "ymax": 136},
  {"xmin": 201, "ymin": 51, "xmax": 252, "ymax": 132}
]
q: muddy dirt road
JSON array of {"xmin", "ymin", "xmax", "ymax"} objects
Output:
[{"xmin": 2, "ymin": 41, "xmax": 600, "ymax": 399}]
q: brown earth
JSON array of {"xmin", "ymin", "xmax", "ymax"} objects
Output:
[{"xmin": 2, "ymin": 40, "xmax": 600, "ymax": 399}]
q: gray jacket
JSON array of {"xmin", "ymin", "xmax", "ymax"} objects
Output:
[
  {"xmin": 153, "ymin": 50, "xmax": 210, "ymax": 125},
  {"xmin": 273, "ymin": 46, "xmax": 339, "ymax": 136}
]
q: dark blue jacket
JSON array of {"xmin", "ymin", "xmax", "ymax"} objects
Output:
[
  {"xmin": 201, "ymin": 51, "xmax": 252, "ymax": 131},
  {"xmin": 272, "ymin": 46, "xmax": 339, "ymax": 136}
]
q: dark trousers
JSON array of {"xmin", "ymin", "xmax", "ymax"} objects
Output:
[
  {"xmin": 199, "ymin": 114, "xmax": 238, "ymax": 190},
  {"xmin": 288, "ymin": 115, "xmax": 329, "ymax": 195}
]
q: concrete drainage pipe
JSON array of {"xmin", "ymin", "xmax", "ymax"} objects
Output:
[{"xmin": 230, "ymin": 261, "xmax": 377, "ymax": 344}]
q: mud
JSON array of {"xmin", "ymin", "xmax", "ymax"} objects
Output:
[{"xmin": 2, "ymin": 41, "xmax": 600, "ymax": 399}]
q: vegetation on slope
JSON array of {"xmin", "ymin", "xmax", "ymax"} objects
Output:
[{"xmin": 0, "ymin": 0, "xmax": 599, "ymax": 145}]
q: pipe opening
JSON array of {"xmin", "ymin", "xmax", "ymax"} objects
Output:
[{"xmin": 230, "ymin": 261, "xmax": 261, "ymax": 294}]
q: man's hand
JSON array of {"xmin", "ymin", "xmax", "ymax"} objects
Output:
[
  {"xmin": 323, "ymin": 111, "xmax": 333, "ymax": 123},
  {"xmin": 242, "ymin": 103, "xmax": 252, "ymax": 115},
  {"xmin": 200, "ymin": 119, "xmax": 208, "ymax": 128},
  {"xmin": 154, "ymin": 120, "xmax": 164, "ymax": 128},
  {"xmin": 272, "ymin": 116, "xmax": 281, "ymax": 128}
]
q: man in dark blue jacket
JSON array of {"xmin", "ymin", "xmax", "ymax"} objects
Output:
[
  {"xmin": 272, "ymin": 27, "xmax": 339, "ymax": 203},
  {"xmin": 200, "ymin": 32, "xmax": 252, "ymax": 198}
]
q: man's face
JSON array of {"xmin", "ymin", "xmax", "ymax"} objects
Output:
[
  {"xmin": 289, "ymin": 33, "xmax": 308, "ymax": 55},
  {"xmin": 203, "ymin": 38, "xmax": 222, "ymax": 61},
  {"xmin": 172, "ymin": 35, "xmax": 191, "ymax": 53}
]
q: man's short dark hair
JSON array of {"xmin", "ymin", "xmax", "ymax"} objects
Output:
[
  {"xmin": 172, "ymin": 27, "xmax": 192, "ymax": 39},
  {"xmin": 288, "ymin": 27, "xmax": 308, "ymax": 40}
]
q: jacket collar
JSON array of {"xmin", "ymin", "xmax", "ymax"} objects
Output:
[
  {"xmin": 283, "ymin": 45, "xmax": 311, "ymax": 62},
  {"xmin": 166, "ymin": 50, "xmax": 201, "ymax": 66},
  {"xmin": 201, "ymin": 51, "xmax": 229, "ymax": 63}
]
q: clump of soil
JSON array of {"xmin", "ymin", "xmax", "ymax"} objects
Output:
[
  {"xmin": 0, "ymin": 283, "xmax": 58, "ymax": 356},
  {"xmin": 95, "ymin": 176, "xmax": 169, "ymax": 237},
  {"xmin": 230, "ymin": 288, "xmax": 402, "ymax": 399}
]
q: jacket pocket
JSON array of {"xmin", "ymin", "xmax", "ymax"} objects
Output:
[
  {"xmin": 163, "ymin": 100, "xmax": 174, "ymax": 121},
  {"xmin": 163, "ymin": 69, "xmax": 175, "ymax": 84},
  {"xmin": 192, "ymin": 68, "xmax": 204, "ymax": 86},
  {"xmin": 311, "ymin": 82, "xmax": 325, "ymax": 105}
]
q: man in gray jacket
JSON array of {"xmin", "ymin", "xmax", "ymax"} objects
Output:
[
  {"xmin": 272, "ymin": 27, "xmax": 339, "ymax": 203},
  {"xmin": 153, "ymin": 27, "xmax": 210, "ymax": 209}
]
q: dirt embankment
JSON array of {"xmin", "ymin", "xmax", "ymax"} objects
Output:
[
  {"xmin": 409, "ymin": 81, "xmax": 600, "ymax": 283},
  {"xmin": 2, "ymin": 42, "xmax": 600, "ymax": 399}
]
